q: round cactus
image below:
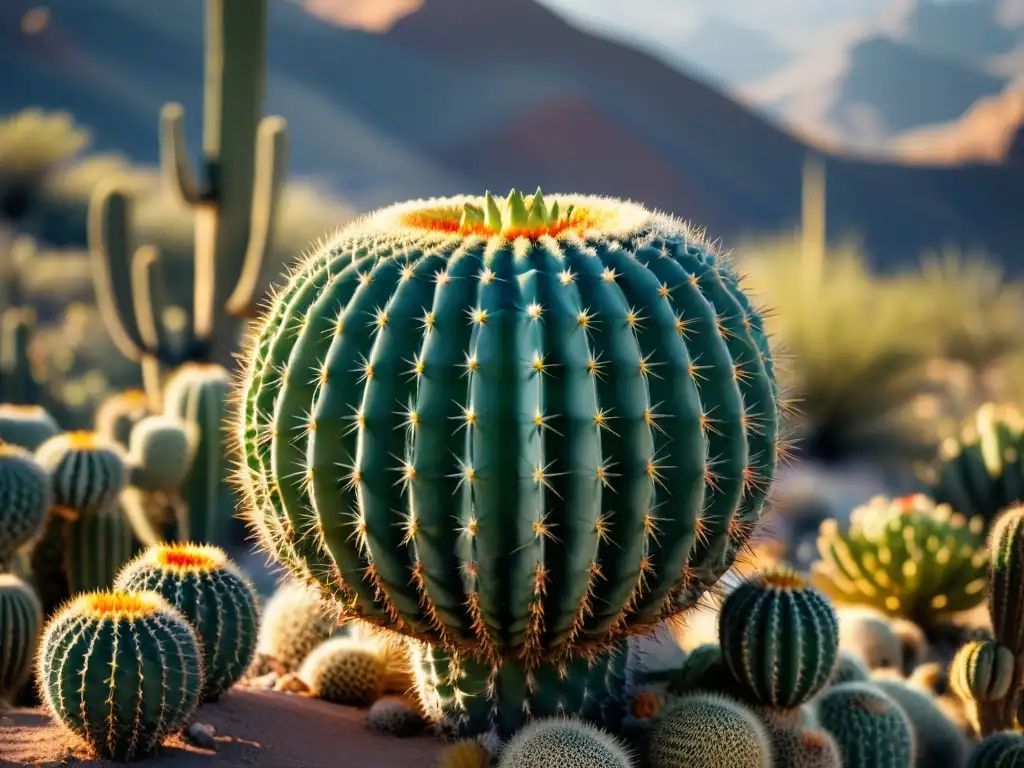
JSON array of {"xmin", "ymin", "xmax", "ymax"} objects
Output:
[
  {"xmin": 0, "ymin": 404, "xmax": 59, "ymax": 450},
  {"xmin": 0, "ymin": 574, "xmax": 42, "ymax": 703},
  {"xmin": 235, "ymin": 188, "xmax": 782, "ymax": 666},
  {"xmin": 115, "ymin": 542, "xmax": 259, "ymax": 701},
  {"xmin": 831, "ymin": 650, "xmax": 872, "ymax": 686},
  {"xmin": 38, "ymin": 589, "xmax": 203, "ymax": 761},
  {"xmin": 874, "ymin": 677, "xmax": 967, "ymax": 768},
  {"xmin": 771, "ymin": 728, "xmax": 843, "ymax": 768},
  {"xmin": 646, "ymin": 692, "xmax": 772, "ymax": 768},
  {"xmin": 951, "ymin": 641, "xmax": 1016, "ymax": 703},
  {"xmin": 299, "ymin": 636, "xmax": 386, "ymax": 706},
  {"xmin": 34, "ymin": 431, "xmax": 128, "ymax": 517},
  {"xmin": 815, "ymin": 682, "xmax": 915, "ymax": 768},
  {"xmin": 927, "ymin": 403, "xmax": 1024, "ymax": 527},
  {"xmin": 255, "ymin": 579, "xmax": 339, "ymax": 672},
  {"xmin": 813, "ymin": 494, "xmax": 988, "ymax": 626},
  {"xmin": 412, "ymin": 640, "xmax": 629, "ymax": 738},
  {"xmin": 437, "ymin": 739, "xmax": 496, "ymax": 768},
  {"xmin": 989, "ymin": 506, "xmax": 1024, "ymax": 653},
  {"xmin": 365, "ymin": 697, "xmax": 425, "ymax": 737},
  {"xmin": 719, "ymin": 565, "xmax": 839, "ymax": 708},
  {"xmin": 498, "ymin": 717, "xmax": 634, "ymax": 768},
  {"xmin": 0, "ymin": 442, "xmax": 51, "ymax": 566},
  {"xmin": 66, "ymin": 502, "xmax": 139, "ymax": 593},
  {"xmin": 968, "ymin": 731, "xmax": 1024, "ymax": 768},
  {"xmin": 126, "ymin": 414, "xmax": 194, "ymax": 493},
  {"xmin": 94, "ymin": 389, "xmax": 152, "ymax": 447}
]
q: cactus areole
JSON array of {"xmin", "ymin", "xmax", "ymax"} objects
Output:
[{"xmin": 236, "ymin": 189, "xmax": 782, "ymax": 666}]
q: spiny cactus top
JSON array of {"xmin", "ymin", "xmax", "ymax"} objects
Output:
[
  {"xmin": 235, "ymin": 188, "xmax": 782, "ymax": 666},
  {"xmin": 0, "ymin": 404, "xmax": 60, "ymax": 451},
  {"xmin": 0, "ymin": 441, "xmax": 52, "ymax": 563},
  {"xmin": 812, "ymin": 494, "xmax": 988, "ymax": 625},
  {"xmin": 34, "ymin": 430, "xmax": 128, "ymax": 517}
]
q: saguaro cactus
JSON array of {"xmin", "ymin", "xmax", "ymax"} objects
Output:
[{"xmin": 87, "ymin": 0, "xmax": 288, "ymax": 406}]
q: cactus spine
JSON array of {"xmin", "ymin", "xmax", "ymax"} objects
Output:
[
  {"xmin": 254, "ymin": 579, "xmax": 339, "ymax": 672},
  {"xmin": 115, "ymin": 542, "xmax": 259, "ymax": 701},
  {"xmin": 236, "ymin": 189, "xmax": 781, "ymax": 667},
  {"xmin": 718, "ymin": 565, "xmax": 839, "ymax": 708},
  {"xmin": 498, "ymin": 717, "xmax": 634, "ymax": 768},
  {"xmin": 0, "ymin": 442, "xmax": 51, "ymax": 568},
  {"xmin": 0, "ymin": 574, "xmax": 42, "ymax": 703},
  {"xmin": 646, "ymin": 692, "xmax": 772, "ymax": 768},
  {"xmin": 38, "ymin": 590, "xmax": 203, "ymax": 760},
  {"xmin": 0, "ymin": 404, "xmax": 59, "ymax": 450},
  {"xmin": 298, "ymin": 636, "xmax": 386, "ymax": 706},
  {"xmin": 87, "ymin": 0, "xmax": 287, "ymax": 405}
]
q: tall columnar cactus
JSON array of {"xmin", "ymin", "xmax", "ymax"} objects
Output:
[
  {"xmin": 0, "ymin": 574, "xmax": 42, "ymax": 703},
  {"xmin": 87, "ymin": 0, "xmax": 287, "ymax": 399},
  {"xmin": 0, "ymin": 404, "xmax": 59, "ymax": 450},
  {"xmin": 94, "ymin": 389, "xmax": 152, "ymax": 447},
  {"xmin": 0, "ymin": 307, "xmax": 39, "ymax": 404},
  {"xmin": 38, "ymin": 590, "xmax": 204, "ymax": 761},
  {"xmin": 412, "ymin": 640, "xmax": 630, "ymax": 738},
  {"xmin": 983, "ymin": 505, "xmax": 1024, "ymax": 732},
  {"xmin": 815, "ymin": 682, "xmax": 915, "ymax": 768},
  {"xmin": 498, "ymin": 717, "xmax": 635, "ymax": 768},
  {"xmin": 646, "ymin": 692, "xmax": 773, "ymax": 768},
  {"xmin": 235, "ymin": 188, "xmax": 782, "ymax": 667},
  {"xmin": 0, "ymin": 442, "xmax": 51, "ymax": 568},
  {"xmin": 812, "ymin": 494, "xmax": 988, "ymax": 627},
  {"xmin": 34, "ymin": 431, "xmax": 128, "ymax": 518},
  {"xmin": 968, "ymin": 732, "xmax": 1024, "ymax": 768},
  {"xmin": 115, "ymin": 542, "xmax": 259, "ymax": 701},
  {"xmin": 718, "ymin": 565, "xmax": 839, "ymax": 709},
  {"xmin": 926, "ymin": 403, "xmax": 1024, "ymax": 527}
]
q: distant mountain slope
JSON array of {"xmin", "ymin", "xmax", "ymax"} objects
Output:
[{"xmin": 3, "ymin": 0, "xmax": 1024, "ymax": 272}]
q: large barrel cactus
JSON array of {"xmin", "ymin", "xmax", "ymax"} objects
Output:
[{"xmin": 235, "ymin": 189, "xmax": 782, "ymax": 665}]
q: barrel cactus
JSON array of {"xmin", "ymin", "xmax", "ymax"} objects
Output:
[
  {"xmin": 437, "ymin": 739, "xmax": 493, "ymax": 768},
  {"xmin": 0, "ymin": 404, "xmax": 59, "ymax": 450},
  {"xmin": 0, "ymin": 574, "xmax": 42, "ymax": 703},
  {"xmin": 254, "ymin": 578, "xmax": 339, "ymax": 672},
  {"xmin": 114, "ymin": 542, "xmax": 259, "ymax": 701},
  {"xmin": 718, "ymin": 565, "xmax": 839, "ymax": 708},
  {"xmin": 926, "ymin": 403, "xmax": 1024, "ymax": 526},
  {"xmin": 874, "ymin": 678, "xmax": 967, "ymax": 768},
  {"xmin": 815, "ymin": 682, "xmax": 915, "ymax": 768},
  {"xmin": 66, "ymin": 502, "xmax": 139, "ymax": 593},
  {"xmin": 951, "ymin": 641, "xmax": 1015, "ymax": 703},
  {"xmin": 498, "ymin": 717, "xmax": 634, "ymax": 768},
  {"xmin": 812, "ymin": 494, "xmax": 988, "ymax": 627},
  {"xmin": 968, "ymin": 731, "xmax": 1024, "ymax": 768},
  {"xmin": 413, "ymin": 640, "xmax": 629, "ymax": 738},
  {"xmin": 771, "ymin": 728, "xmax": 843, "ymax": 768},
  {"xmin": 0, "ymin": 442, "xmax": 51, "ymax": 567},
  {"xmin": 126, "ymin": 414, "xmax": 194, "ymax": 494},
  {"xmin": 646, "ymin": 692, "xmax": 772, "ymax": 768},
  {"xmin": 34, "ymin": 431, "xmax": 128, "ymax": 517},
  {"xmin": 38, "ymin": 589, "xmax": 203, "ymax": 761},
  {"xmin": 298, "ymin": 636, "xmax": 386, "ymax": 706},
  {"xmin": 235, "ymin": 188, "xmax": 782, "ymax": 668}
]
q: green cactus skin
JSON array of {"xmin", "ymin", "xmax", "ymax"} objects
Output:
[
  {"xmin": 298, "ymin": 636, "xmax": 386, "ymax": 706},
  {"xmin": 114, "ymin": 542, "xmax": 259, "ymax": 701},
  {"xmin": 162, "ymin": 364, "xmax": 237, "ymax": 547},
  {"xmin": 126, "ymin": 414, "xmax": 194, "ymax": 493},
  {"xmin": 875, "ymin": 678, "xmax": 967, "ymax": 768},
  {"xmin": 34, "ymin": 431, "xmax": 128, "ymax": 517},
  {"xmin": 235, "ymin": 189, "xmax": 781, "ymax": 667},
  {"xmin": 815, "ymin": 682, "xmax": 915, "ymax": 768},
  {"xmin": 813, "ymin": 494, "xmax": 988, "ymax": 627},
  {"xmin": 928, "ymin": 403, "xmax": 1024, "ymax": 527},
  {"xmin": 94, "ymin": 389, "xmax": 152, "ymax": 447},
  {"xmin": 951, "ymin": 641, "xmax": 1016, "ymax": 703},
  {"xmin": 718, "ymin": 565, "xmax": 839, "ymax": 708},
  {"xmin": 412, "ymin": 639, "xmax": 629, "ymax": 738},
  {"xmin": 831, "ymin": 649, "xmax": 872, "ymax": 686},
  {"xmin": 365, "ymin": 696, "xmax": 426, "ymax": 737},
  {"xmin": 38, "ymin": 590, "xmax": 204, "ymax": 761},
  {"xmin": 968, "ymin": 732, "xmax": 1024, "ymax": 768},
  {"xmin": 665, "ymin": 643, "xmax": 735, "ymax": 695},
  {"xmin": 0, "ymin": 308, "xmax": 39, "ymax": 405},
  {"xmin": 985, "ymin": 505, "xmax": 1024, "ymax": 732},
  {"xmin": 771, "ymin": 727, "xmax": 843, "ymax": 768},
  {"xmin": 0, "ymin": 442, "xmax": 51, "ymax": 568},
  {"xmin": 0, "ymin": 574, "xmax": 42, "ymax": 703},
  {"xmin": 498, "ymin": 717, "xmax": 634, "ymax": 768},
  {"xmin": 646, "ymin": 692, "xmax": 772, "ymax": 768},
  {"xmin": 255, "ymin": 579, "xmax": 339, "ymax": 672},
  {"xmin": 0, "ymin": 404, "xmax": 59, "ymax": 450},
  {"xmin": 67, "ymin": 503, "xmax": 140, "ymax": 593}
]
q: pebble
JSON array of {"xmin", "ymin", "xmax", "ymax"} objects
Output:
[{"xmin": 187, "ymin": 722, "xmax": 217, "ymax": 750}]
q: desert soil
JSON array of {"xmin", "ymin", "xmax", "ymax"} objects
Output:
[{"xmin": 0, "ymin": 688, "xmax": 442, "ymax": 767}]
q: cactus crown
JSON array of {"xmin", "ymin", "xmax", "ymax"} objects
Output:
[
  {"xmin": 150, "ymin": 542, "xmax": 228, "ymax": 572},
  {"xmin": 64, "ymin": 431, "xmax": 104, "ymax": 450},
  {"xmin": 75, "ymin": 590, "xmax": 166, "ymax": 620},
  {"xmin": 754, "ymin": 565, "xmax": 807, "ymax": 591}
]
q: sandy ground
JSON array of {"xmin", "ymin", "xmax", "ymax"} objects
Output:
[{"xmin": 0, "ymin": 688, "xmax": 441, "ymax": 767}]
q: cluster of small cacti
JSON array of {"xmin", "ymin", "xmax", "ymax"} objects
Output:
[{"xmin": 253, "ymin": 578, "xmax": 340, "ymax": 672}]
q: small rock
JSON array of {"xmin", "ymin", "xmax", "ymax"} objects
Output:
[
  {"xmin": 275, "ymin": 672, "xmax": 310, "ymax": 694},
  {"xmin": 187, "ymin": 722, "xmax": 217, "ymax": 750}
]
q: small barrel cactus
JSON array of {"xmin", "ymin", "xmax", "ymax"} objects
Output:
[
  {"xmin": 951, "ymin": 641, "xmax": 1016, "ymax": 703},
  {"xmin": 365, "ymin": 696, "xmax": 425, "ymax": 737},
  {"xmin": 968, "ymin": 731, "xmax": 1024, "ymax": 768},
  {"xmin": 115, "ymin": 542, "xmax": 259, "ymax": 701},
  {"xmin": 927, "ymin": 403, "xmax": 1024, "ymax": 527},
  {"xmin": 38, "ymin": 589, "xmax": 203, "ymax": 761},
  {"xmin": 94, "ymin": 389, "xmax": 152, "ymax": 447},
  {"xmin": 874, "ymin": 677, "xmax": 967, "ymax": 768},
  {"xmin": 498, "ymin": 717, "xmax": 634, "ymax": 768},
  {"xmin": 0, "ymin": 404, "xmax": 59, "ymax": 450},
  {"xmin": 813, "ymin": 494, "xmax": 988, "ymax": 627},
  {"xmin": 34, "ymin": 431, "xmax": 128, "ymax": 517},
  {"xmin": 0, "ymin": 441, "xmax": 51, "ymax": 567},
  {"xmin": 298, "ymin": 636, "xmax": 386, "ymax": 706},
  {"xmin": 815, "ymin": 681, "xmax": 915, "ymax": 768},
  {"xmin": 0, "ymin": 574, "xmax": 42, "ymax": 703},
  {"xmin": 437, "ymin": 739, "xmax": 495, "ymax": 768},
  {"xmin": 255, "ymin": 578, "xmax": 339, "ymax": 672},
  {"xmin": 771, "ymin": 728, "xmax": 843, "ymax": 768},
  {"xmin": 718, "ymin": 565, "xmax": 839, "ymax": 708},
  {"xmin": 66, "ymin": 503, "xmax": 139, "ymax": 593},
  {"xmin": 126, "ymin": 414, "xmax": 194, "ymax": 493},
  {"xmin": 646, "ymin": 692, "xmax": 772, "ymax": 768},
  {"xmin": 235, "ymin": 188, "xmax": 782, "ymax": 666},
  {"xmin": 413, "ymin": 640, "xmax": 629, "ymax": 738}
]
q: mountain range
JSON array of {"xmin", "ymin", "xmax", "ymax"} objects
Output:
[{"xmin": 3, "ymin": 0, "xmax": 1023, "ymax": 273}]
